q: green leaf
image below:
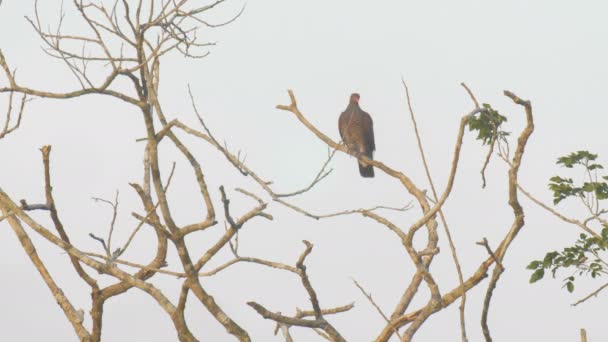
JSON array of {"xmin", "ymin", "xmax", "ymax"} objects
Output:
[
  {"xmin": 557, "ymin": 151, "xmax": 598, "ymax": 168},
  {"xmin": 589, "ymin": 163, "xmax": 604, "ymax": 170},
  {"xmin": 566, "ymin": 281, "xmax": 574, "ymax": 293},
  {"xmin": 530, "ymin": 268, "xmax": 545, "ymax": 283},
  {"xmin": 549, "ymin": 176, "xmax": 573, "ymax": 184},
  {"xmin": 527, "ymin": 260, "xmax": 541, "ymax": 270},
  {"xmin": 601, "ymin": 227, "xmax": 608, "ymax": 241},
  {"xmin": 542, "ymin": 252, "xmax": 558, "ymax": 267}
]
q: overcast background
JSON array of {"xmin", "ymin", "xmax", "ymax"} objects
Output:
[{"xmin": 1, "ymin": 1, "xmax": 608, "ymax": 341}]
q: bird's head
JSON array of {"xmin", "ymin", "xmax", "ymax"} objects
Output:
[{"xmin": 350, "ymin": 93, "xmax": 360, "ymax": 104}]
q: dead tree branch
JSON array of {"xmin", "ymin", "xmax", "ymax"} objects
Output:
[
  {"xmin": 572, "ymin": 281, "xmax": 608, "ymax": 306},
  {"xmin": 248, "ymin": 241, "xmax": 349, "ymax": 342},
  {"xmin": 402, "ymin": 78, "xmax": 469, "ymax": 342}
]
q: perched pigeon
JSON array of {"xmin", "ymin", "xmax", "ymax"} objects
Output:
[{"xmin": 338, "ymin": 93, "xmax": 375, "ymax": 177}]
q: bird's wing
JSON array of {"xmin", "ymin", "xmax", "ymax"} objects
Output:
[{"xmin": 362, "ymin": 110, "xmax": 375, "ymax": 152}]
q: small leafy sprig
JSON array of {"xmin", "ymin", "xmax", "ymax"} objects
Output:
[
  {"xmin": 549, "ymin": 151, "xmax": 608, "ymax": 205},
  {"xmin": 467, "ymin": 103, "xmax": 509, "ymax": 145},
  {"xmin": 527, "ymin": 227, "xmax": 608, "ymax": 293},
  {"xmin": 527, "ymin": 151, "xmax": 608, "ymax": 299}
]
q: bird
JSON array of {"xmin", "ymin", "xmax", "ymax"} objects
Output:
[{"xmin": 338, "ymin": 93, "xmax": 375, "ymax": 178}]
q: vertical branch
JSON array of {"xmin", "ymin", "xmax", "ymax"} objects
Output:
[
  {"xmin": 295, "ymin": 241, "xmax": 347, "ymax": 342},
  {"xmin": 41, "ymin": 145, "xmax": 99, "ymax": 289},
  {"xmin": 476, "ymin": 238, "xmax": 503, "ymax": 342},
  {"xmin": 296, "ymin": 241, "xmax": 322, "ymax": 319},
  {"xmin": 279, "ymin": 324, "xmax": 295, "ymax": 342},
  {"xmin": 481, "ymin": 265, "xmax": 503, "ymax": 342},
  {"xmin": 480, "ymin": 91, "xmax": 534, "ymax": 341},
  {"xmin": 143, "ymin": 143, "xmax": 151, "ymax": 195},
  {"xmin": 90, "ymin": 290, "xmax": 104, "ymax": 342},
  {"xmin": 580, "ymin": 328, "xmax": 588, "ymax": 342},
  {"xmin": 91, "ymin": 193, "xmax": 119, "ymax": 258},
  {"xmin": 402, "ymin": 79, "xmax": 469, "ymax": 342},
  {"xmin": 495, "ymin": 90, "xmax": 534, "ymax": 258},
  {"xmin": 0, "ymin": 91, "xmax": 26, "ymax": 140},
  {"xmin": 106, "ymin": 191, "xmax": 119, "ymax": 255},
  {"xmin": 398, "ymin": 109, "xmax": 478, "ymax": 341}
]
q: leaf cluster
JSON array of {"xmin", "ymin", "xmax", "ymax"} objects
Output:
[
  {"xmin": 557, "ymin": 150, "xmax": 603, "ymax": 169},
  {"xmin": 468, "ymin": 103, "xmax": 509, "ymax": 145},
  {"xmin": 549, "ymin": 151, "xmax": 608, "ymax": 205},
  {"xmin": 527, "ymin": 227, "xmax": 608, "ymax": 293}
]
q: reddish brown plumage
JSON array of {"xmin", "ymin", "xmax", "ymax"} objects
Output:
[{"xmin": 338, "ymin": 93, "xmax": 375, "ymax": 177}]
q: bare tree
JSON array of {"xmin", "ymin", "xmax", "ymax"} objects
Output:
[{"xmin": 1, "ymin": 1, "xmax": 594, "ymax": 342}]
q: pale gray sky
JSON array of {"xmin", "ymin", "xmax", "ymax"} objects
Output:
[{"xmin": 1, "ymin": 1, "xmax": 608, "ymax": 341}]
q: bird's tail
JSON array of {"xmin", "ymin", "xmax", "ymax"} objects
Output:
[{"xmin": 358, "ymin": 154, "xmax": 374, "ymax": 178}]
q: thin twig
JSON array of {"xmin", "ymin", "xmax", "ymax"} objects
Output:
[
  {"xmin": 117, "ymin": 162, "xmax": 176, "ymax": 258},
  {"xmin": 571, "ymin": 281, "xmax": 608, "ymax": 306},
  {"xmin": 275, "ymin": 147, "xmax": 338, "ymax": 198},
  {"xmin": 353, "ymin": 278, "xmax": 401, "ymax": 339},
  {"xmin": 476, "ymin": 238, "xmax": 501, "ymax": 267}
]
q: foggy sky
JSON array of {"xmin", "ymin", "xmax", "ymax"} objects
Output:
[{"xmin": 1, "ymin": 1, "xmax": 607, "ymax": 341}]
